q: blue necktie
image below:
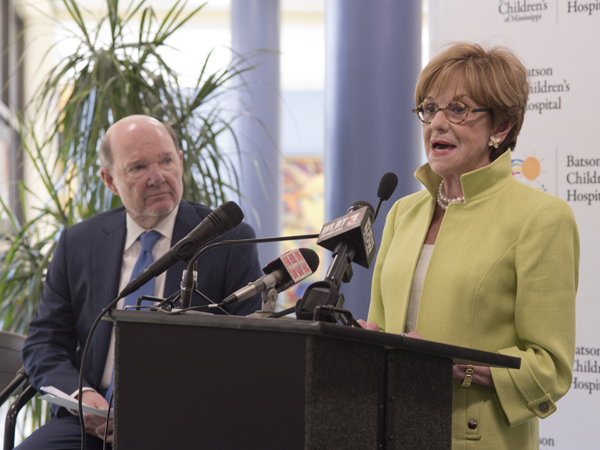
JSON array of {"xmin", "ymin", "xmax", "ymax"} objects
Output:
[
  {"xmin": 105, "ymin": 230, "xmax": 161, "ymax": 402},
  {"xmin": 124, "ymin": 230, "xmax": 162, "ymax": 308}
]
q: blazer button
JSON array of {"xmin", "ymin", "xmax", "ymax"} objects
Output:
[
  {"xmin": 539, "ymin": 402, "xmax": 549, "ymax": 413},
  {"xmin": 467, "ymin": 419, "xmax": 478, "ymax": 429}
]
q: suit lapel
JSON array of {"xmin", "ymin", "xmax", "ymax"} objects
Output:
[
  {"xmin": 90, "ymin": 209, "xmax": 127, "ymax": 385},
  {"xmin": 93, "ymin": 211, "xmax": 127, "ymax": 311}
]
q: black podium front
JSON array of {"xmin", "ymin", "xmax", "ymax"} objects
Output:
[{"xmin": 106, "ymin": 311, "xmax": 519, "ymax": 450}]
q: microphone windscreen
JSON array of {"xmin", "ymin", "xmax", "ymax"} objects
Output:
[
  {"xmin": 298, "ymin": 248, "xmax": 320, "ymax": 273},
  {"xmin": 218, "ymin": 201, "xmax": 244, "ymax": 229},
  {"xmin": 377, "ymin": 172, "xmax": 398, "ymax": 201},
  {"xmin": 347, "ymin": 201, "xmax": 375, "ymax": 217}
]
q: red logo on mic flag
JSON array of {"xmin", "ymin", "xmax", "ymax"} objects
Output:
[{"xmin": 281, "ymin": 249, "xmax": 312, "ymax": 283}]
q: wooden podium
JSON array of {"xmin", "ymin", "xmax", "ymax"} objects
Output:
[{"xmin": 106, "ymin": 310, "xmax": 519, "ymax": 450}]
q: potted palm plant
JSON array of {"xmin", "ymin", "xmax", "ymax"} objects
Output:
[
  {"xmin": 1, "ymin": 0, "xmax": 252, "ymax": 333},
  {"xmin": 0, "ymin": 0, "xmax": 254, "ymax": 438}
]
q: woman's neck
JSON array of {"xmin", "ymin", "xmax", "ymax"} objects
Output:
[{"xmin": 440, "ymin": 176, "xmax": 464, "ymax": 200}]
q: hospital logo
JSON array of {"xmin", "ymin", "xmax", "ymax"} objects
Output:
[
  {"xmin": 512, "ymin": 151, "xmax": 547, "ymax": 190},
  {"xmin": 498, "ymin": 0, "xmax": 548, "ymax": 22},
  {"xmin": 566, "ymin": 1, "xmax": 600, "ymax": 15}
]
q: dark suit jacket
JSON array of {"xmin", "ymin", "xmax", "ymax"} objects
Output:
[{"xmin": 22, "ymin": 200, "xmax": 263, "ymax": 403}]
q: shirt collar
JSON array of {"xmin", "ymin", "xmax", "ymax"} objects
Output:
[
  {"xmin": 124, "ymin": 204, "xmax": 180, "ymax": 251},
  {"xmin": 414, "ymin": 149, "xmax": 514, "ymax": 203}
]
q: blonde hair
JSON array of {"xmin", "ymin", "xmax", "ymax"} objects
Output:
[{"xmin": 415, "ymin": 42, "xmax": 529, "ymax": 160}]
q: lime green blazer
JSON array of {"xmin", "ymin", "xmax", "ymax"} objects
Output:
[{"xmin": 368, "ymin": 150, "xmax": 579, "ymax": 450}]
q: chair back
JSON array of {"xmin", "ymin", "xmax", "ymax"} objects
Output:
[{"xmin": 0, "ymin": 332, "xmax": 26, "ymax": 393}]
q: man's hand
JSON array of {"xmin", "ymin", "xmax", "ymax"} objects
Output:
[{"xmin": 80, "ymin": 390, "xmax": 114, "ymax": 443}]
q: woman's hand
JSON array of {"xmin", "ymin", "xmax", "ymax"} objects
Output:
[
  {"xmin": 356, "ymin": 328, "xmax": 495, "ymax": 389},
  {"xmin": 354, "ymin": 325, "xmax": 494, "ymax": 389},
  {"xmin": 403, "ymin": 332, "xmax": 423, "ymax": 339},
  {"xmin": 453, "ymin": 364, "xmax": 495, "ymax": 390},
  {"xmin": 357, "ymin": 319, "xmax": 379, "ymax": 331},
  {"xmin": 356, "ymin": 322, "xmax": 423, "ymax": 341}
]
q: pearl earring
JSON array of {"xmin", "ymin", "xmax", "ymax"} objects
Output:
[{"xmin": 488, "ymin": 136, "xmax": 501, "ymax": 148}]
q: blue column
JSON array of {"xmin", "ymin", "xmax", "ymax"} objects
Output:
[
  {"xmin": 231, "ymin": 0, "xmax": 281, "ymax": 266},
  {"xmin": 325, "ymin": 0, "xmax": 423, "ymax": 320}
]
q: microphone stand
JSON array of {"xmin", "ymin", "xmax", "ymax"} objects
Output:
[
  {"xmin": 119, "ymin": 233, "xmax": 321, "ymax": 314},
  {"xmin": 245, "ymin": 287, "xmax": 280, "ymax": 318},
  {"xmin": 160, "ymin": 233, "xmax": 319, "ymax": 312},
  {"xmin": 123, "ymin": 261, "xmax": 228, "ymax": 314},
  {"xmin": 177, "ymin": 233, "xmax": 319, "ymax": 310}
]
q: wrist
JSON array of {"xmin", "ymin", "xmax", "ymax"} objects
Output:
[{"xmin": 460, "ymin": 365, "xmax": 474, "ymax": 388}]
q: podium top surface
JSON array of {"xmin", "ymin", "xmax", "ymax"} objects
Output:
[{"xmin": 106, "ymin": 310, "xmax": 520, "ymax": 369}]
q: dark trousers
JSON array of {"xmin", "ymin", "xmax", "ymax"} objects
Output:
[{"xmin": 15, "ymin": 414, "xmax": 111, "ymax": 450}]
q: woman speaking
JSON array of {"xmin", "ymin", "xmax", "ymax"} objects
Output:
[{"xmin": 362, "ymin": 43, "xmax": 579, "ymax": 449}]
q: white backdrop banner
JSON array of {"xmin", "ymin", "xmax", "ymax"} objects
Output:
[{"xmin": 428, "ymin": 1, "xmax": 599, "ymax": 448}]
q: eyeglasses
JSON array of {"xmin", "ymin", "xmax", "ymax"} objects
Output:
[{"xmin": 412, "ymin": 101, "xmax": 492, "ymax": 124}]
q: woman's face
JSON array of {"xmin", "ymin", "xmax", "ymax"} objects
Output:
[{"xmin": 422, "ymin": 80, "xmax": 495, "ymax": 181}]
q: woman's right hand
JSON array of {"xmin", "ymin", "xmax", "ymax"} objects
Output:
[
  {"xmin": 404, "ymin": 332, "xmax": 423, "ymax": 339},
  {"xmin": 357, "ymin": 319, "xmax": 379, "ymax": 331}
]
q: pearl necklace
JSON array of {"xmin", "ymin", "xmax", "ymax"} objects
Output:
[{"xmin": 437, "ymin": 180, "xmax": 465, "ymax": 210}]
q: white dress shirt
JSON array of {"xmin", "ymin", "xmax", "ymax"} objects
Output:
[{"xmin": 99, "ymin": 205, "xmax": 180, "ymax": 389}]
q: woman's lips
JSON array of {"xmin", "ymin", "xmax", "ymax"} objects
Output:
[{"xmin": 431, "ymin": 142, "xmax": 457, "ymax": 153}]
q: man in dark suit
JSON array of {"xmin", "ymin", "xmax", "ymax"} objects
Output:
[{"xmin": 19, "ymin": 115, "xmax": 263, "ymax": 449}]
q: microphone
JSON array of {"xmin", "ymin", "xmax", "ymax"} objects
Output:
[
  {"xmin": 296, "ymin": 202, "xmax": 375, "ymax": 321},
  {"xmin": 119, "ymin": 201, "xmax": 244, "ymax": 298},
  {"xmin": 179, "ymin": 261, "xmax": 198, "ymax": 310},
  {"xmin": 315, "ymin": 173, "xmax": 395, "ymax": 272},
  {"xmin": 296, "ymin": 174, "xmax": 397, "ymax": 324},
  {"xmin": 296, "ymin": 202, "xmax": 375, "ymax": 322},
  {"xmin": 317, "ymin": 201, "xmax": 376, "ymax": 275},
  {"xmin": 377, "ymin": 172, "xmax": 398, "ymax": 200},
  {"xmin": 221, "ymin": 248, "xmax": 319, "ymax": 306},
  {"xmin": 374, "ymin": 172, "xmax": 398, "ymax": 221}
]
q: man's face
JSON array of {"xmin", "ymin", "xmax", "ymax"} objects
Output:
[{"xmin": 100, "ymin": 117, "xmax": 184, "ymax": 228}]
